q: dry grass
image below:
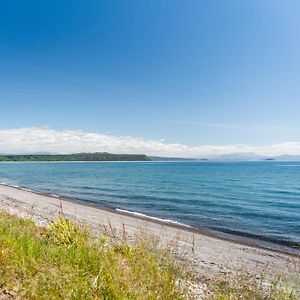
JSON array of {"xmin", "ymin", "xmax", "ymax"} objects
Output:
[{"xmin": 206, "ymin": 269, "xmax": 299, "ymax": 300}]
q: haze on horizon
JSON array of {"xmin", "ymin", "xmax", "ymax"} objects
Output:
[{"xmin": 0, "ymin": 1, "xmax": 299, "ymax": 156}]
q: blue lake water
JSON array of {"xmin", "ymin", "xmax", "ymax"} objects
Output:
[{"xmin": 0, "ymin": 161, "xmax": 299, "ymax": 247}]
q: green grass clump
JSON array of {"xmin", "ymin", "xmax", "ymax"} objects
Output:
[
  {"xmin": 46, "ymin": 217, "xmax": 90, "ymax": 247},
  {"xmin": 0, "ymin": 213, "xmax": 188, "ymax": 299}
]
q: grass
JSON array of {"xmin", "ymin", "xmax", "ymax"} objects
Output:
[
  {"xmin": 0, "ymin": 211, "xmax": 298, "ymax": 299},
  {"xmin": 0, "ymin": 212, "xmax": 189, "ymax": 299},
  {"xmin": 207, "ymin": 270, "xmax": 299, "ymax": 300}
]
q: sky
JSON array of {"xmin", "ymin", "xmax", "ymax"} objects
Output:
[{"xmin": 0, "ymin": 0, "xmax": 300, "ymax": 156}]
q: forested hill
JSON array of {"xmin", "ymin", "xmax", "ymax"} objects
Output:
[{"xmin": 0, "ymin": 153, "xmax": 150, "ymax": 162}]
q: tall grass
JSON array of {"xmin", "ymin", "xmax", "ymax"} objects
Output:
[{"xmin": 0, "ymin": 212, "xmax": 189, "ymax": 299}]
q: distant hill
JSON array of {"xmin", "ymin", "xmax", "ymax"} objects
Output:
[
  {"xmin": 205, "ymin": 153, "xmax": 300, "ymax": 161},
  {"xmin": 0, "ymin": 152, "xmax": 150, "ymax": 162},
  {"xmin": 150, "ymin": 156, "xmax": 203, "ymax": 161},
  {"xmin": 214, "ymin": 152, "xmax": 267, "ymax": 161},
  {"xmin": 273, "ymin": 154, "xmax": 300, "ymax": 161},
  {"xmin": 151, "ymin": 153, "xmax": 300, "ymax": 162}
]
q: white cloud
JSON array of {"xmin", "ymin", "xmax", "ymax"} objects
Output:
[
  {"xmin": 0, "ymin": 127, "xmax": 299, "ymax": 157},
  {"xmin": 169, "ymin": 121, "xmax": 299, "ymax": 134}
]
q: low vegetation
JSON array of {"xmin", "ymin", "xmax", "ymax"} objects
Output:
[
  {"xmin": 0, "ymin": 212, "xmax": 189, "ymax": 299},
  {"xmin": 0, "ymin": 211, "xmax": 298, "ymax": 299},
  {"xmin": 0, "ymin": 152, "xmax": 150, "ymax": 162},
  {"xmin": 207, "ymin": 271, "xmax": 299, "ymax": 300}
]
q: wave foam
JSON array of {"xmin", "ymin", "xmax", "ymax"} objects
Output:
[{"xmin": 116, "ymin": 208, "xmax": 192, "ymax": 228}]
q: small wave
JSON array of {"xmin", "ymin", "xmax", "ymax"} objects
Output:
[
  {"xmin": 11, "ymin": 184, "xmax": 21, "ymax": 189},
  {"xmin": 116, "ymin": 208, "xmax": 192, "ymax": 228},
  {"xmin": 0, "ymin": 181, "xmax": 62, "ymax": 199},
  {"xmin": 0, "ymin": 182, "xmax": 22, "ymax": 189},
  {"xmin": 1, "ymin": 182, "xmax": 37, "ymax": 194},
  {"xmin": 20, "ymin": 187, "xmax": 35, "ymax": 192},
  {"xmin": 276, "ymin": 165, "xmax": 300, "ymax": 167}
]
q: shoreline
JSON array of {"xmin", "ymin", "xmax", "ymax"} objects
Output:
[
  {"xmin": 0, "ymin": 182, "xmax": 299, "ymax": 257},
  {"xmin": 0, "ymin": 182, "xmax": 299, "ymax": 280}
]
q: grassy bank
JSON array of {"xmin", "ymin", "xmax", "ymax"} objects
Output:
[
  {"xmin": 0, "ymin": 212, "xmax": 190, "ymax": 299},
  {"xmin": 0, "ymin": 211, "xmax": 298, "ymax": 299}
]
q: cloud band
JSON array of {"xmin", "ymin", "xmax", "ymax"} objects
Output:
[{"xmin": 0, "ymin": 127, "xmax": 299, "ymax": 157}]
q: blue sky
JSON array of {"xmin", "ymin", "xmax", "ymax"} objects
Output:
[{"xmin": 0, "ymin": 1, "xmax": 300, "ymax": 155}]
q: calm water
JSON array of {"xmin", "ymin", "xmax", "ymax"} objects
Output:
[{"xmin": 0, "ymin": 161, "xmax": 299, "ymax": 247}]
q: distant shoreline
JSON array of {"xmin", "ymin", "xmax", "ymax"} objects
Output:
[{"xmin": 0, "ymin": 152, "xmax": 151, "ymax": 162}]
